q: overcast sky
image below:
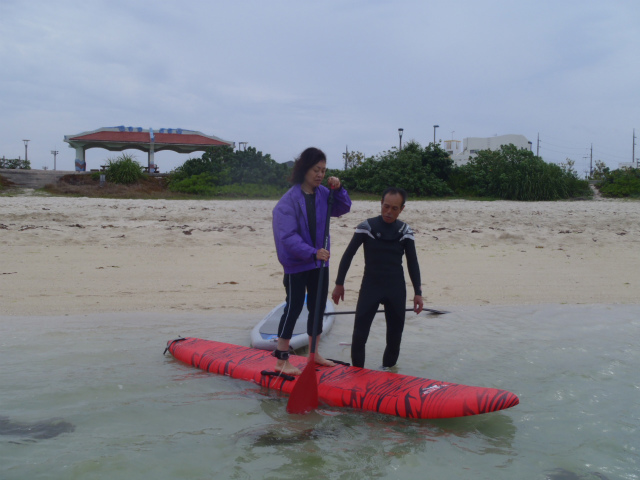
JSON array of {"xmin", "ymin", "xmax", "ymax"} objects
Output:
[{"xmin": 1, "ymin": 0, "xmax": 638, "ymax": 175}]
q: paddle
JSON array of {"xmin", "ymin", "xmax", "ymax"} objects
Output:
[
  {"xmin": 286, "ymin": 190, "xmax": 335, "ymax": 415},
  {"xmin": 325, "ymin": 307, "xmax": 449, "ymax": 316}
]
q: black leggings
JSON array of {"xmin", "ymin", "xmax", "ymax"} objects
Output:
[
  {"xmin": 351, "ymin": 278, "xmax": 406, "ymax": 368},
  {"xmin": 277, "ymin": 267, "xmax": 329, "ymax": 340}
]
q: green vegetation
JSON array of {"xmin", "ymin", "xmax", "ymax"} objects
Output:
[
  {"xmin": 597, "ymin": 167, "xmax": 640, "ymax": 198},
  {"xmin": 167, "ymin": 146, "xmax": 289, "ymax": 197},
  {"xmin": 343, "ymin": 150, "xmax": 365, "ymax": 170},
  {"xmin": 0, "ymin": 158, "xmax": 30, "ymax": 169},
  {"xmin": 450, "ymin": 145, "xmax": 591, "ymax": 200},
  {"xmin": 104, "ymin": 154, "xmax": 144, "ymax": 184},
  {"xmin": 590, "ymin": 160, "xmax": 610, "ymax": 181},
  {"xmin": 37, "ymin": 141, "xmax": 623, "ymax": 201},
  {"xmin": 330, "ymin": 141, "xmax": 454, "ymax": 197},
  {"xmin": 329, "ymin": 142, "xmax": 590, "ymax": 201}
]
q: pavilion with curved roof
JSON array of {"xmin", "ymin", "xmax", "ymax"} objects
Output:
[{"xmin": 64, "ymin": 126, "xmax": 235, "ymax": 171}]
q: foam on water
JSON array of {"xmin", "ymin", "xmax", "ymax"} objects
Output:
[{"xmin": 1, "ymin": 305, "xmax": 638, "ymax": 479}]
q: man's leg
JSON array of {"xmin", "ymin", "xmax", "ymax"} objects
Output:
[
  {"xmin": 382, "ymin": 289, "xmax": 407, "ymax": 368},
  {"xmin": 351, "ymin": 285, "xmax": 381, "ymax": 368}
]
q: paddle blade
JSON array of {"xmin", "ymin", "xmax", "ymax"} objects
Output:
[{"xmin": 286, "ymin": 355, "xmax": 318, "ymax": 414}]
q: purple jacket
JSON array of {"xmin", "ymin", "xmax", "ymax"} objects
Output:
[{"xmin": 273, "ymin": 184, "xmax": 352, "ymax": 274}]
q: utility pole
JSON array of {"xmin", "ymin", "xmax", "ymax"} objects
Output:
[
  {"xmin": 536, "ymin": 133, "xmax": 540, "ymax": 157},
  {"xmin": 51, "ymin": 149, "xmax": 59, "ymax": 170},
  {"xmin": 344, "ymin": 145, "xmax": 348, "ymax": 170},
  {"xmin": 633, "ymin": 129, "xmax": 636, "ymax": 167},
  {"xmin": 22, "ymin": 139, "xmax": 30, "ymax": 163},
  {"xmin": 590, "ymin": 144, "xmax": 593, "ymax": 177}
]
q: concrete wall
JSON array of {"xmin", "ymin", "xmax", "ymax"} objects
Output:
[
  {"xmin": 0, "ymin": 169, "xmax": 80, "ymax": 189},
  {"xmin": 452, "ymin": 134, "xmax": 533, "ymax": 166}
]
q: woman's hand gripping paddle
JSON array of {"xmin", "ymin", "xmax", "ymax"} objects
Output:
[{"xmin": 287, "ymin": 190, "xmax": 335, "ymax": 414}]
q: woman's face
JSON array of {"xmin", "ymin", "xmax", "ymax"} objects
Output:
[{"xmin": 303, "ymin": 160, "xmax": 327, "ymax": 190}]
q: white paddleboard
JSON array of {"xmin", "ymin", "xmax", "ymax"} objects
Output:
[{"xmin": 251, "ymin": 300, "xmax": 335, "ymax": 351}]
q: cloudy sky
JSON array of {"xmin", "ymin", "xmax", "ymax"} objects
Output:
[{"xmin": 1, "ymin": 0, "xmax": 638, "ymax": 174}]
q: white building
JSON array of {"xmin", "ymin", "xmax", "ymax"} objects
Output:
[
  {"xmin": 617, "ymin": 162, "xmax": 638, "ymax": 169},
  {"xmin": 451, "ymin": 134, "xmax": 533, "ymax": 166},
  {"xmin": 442, "ymin": 139, "xmax": 461, "ymax": 157}
]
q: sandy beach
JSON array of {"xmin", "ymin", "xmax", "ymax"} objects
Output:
[{"xmin": 1, "ymin": 195, "xmax": 638, "ymax": 316}]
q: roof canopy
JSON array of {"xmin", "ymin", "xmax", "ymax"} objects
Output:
[{"xmin": 64, "ymin": 126, "xmax": 235, "ymax": 154}]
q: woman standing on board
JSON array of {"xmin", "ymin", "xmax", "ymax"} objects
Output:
[{"xmin": 272, "ymin": 147, "xmax": 351, "ymax": 375}]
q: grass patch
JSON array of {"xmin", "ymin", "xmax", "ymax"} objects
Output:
[
  {"xmin": 44, "ymin": 174, "xmax": 175, "ymax": 199},
  {"xmin": 37, "ymin": 174, "xmax": 605, "ymax": 202},
  {"xmin": 0, "ymin": 174, "xmax": 15, "ymax": 190},
  {"xmin": 43, "ymin": 174, "xmax": 285, "ymax": 199}
]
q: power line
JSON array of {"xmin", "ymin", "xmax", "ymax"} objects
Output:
[
  {"xmin": 537, "ymin": 133, "xmax": 633, "ymax": 168},
  {"xmin": 539, "ymin": 140, "xmax": 586, "ymax": 152},
  {"xmin": 591, "ymin": 148, "xmax": 629, "ymax": 161}
]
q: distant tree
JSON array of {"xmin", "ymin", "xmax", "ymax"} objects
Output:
[
  {"xmin": 225, "ymin": 147, "xmax": 289, "ymax": 186},
  {"xmin": 590, "ymin": 160, "xmax": 610, "ymax": 180},
  {"xmin": 0, "ymin": 157, "xmax": 30, "ymax": 169},
  {"xmin": 172, "ymin": 145, "xmax": 235, "ymax": 185},
  {"xmin": 454, "ymin": 144, "xmax": 591, "ymax": 200},
  {"xmin": 342, "ymin": 150, "xmax": 365, "ymax": 170},
  {"xmin": 329, "ymin": 141, "xmax": 454, "ymax": 197},
  {"xmin": 168, "ymin": 145, "xmax": 290, "ymax": 195},
  {"xmin": 561, "ymin": 158, "xmax": 578, "ymax": 177},
  {"xmin": 598, "ymin": 167, "xmax": 640, "ymax": 197}
]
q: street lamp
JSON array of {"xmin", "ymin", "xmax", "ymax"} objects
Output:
[
  {"xmin": 51, "ymin": 150, "xmax": 59, "ymax": 170},
  {"xmin": 22, "ymin": 139, "xmax": 30, "ymax": 163},
  {"xmin": 433, "ymin": 125, "xmax": 439, "ymax": 145},
  {"xmin": 398, "ymin": 128, "xmax": 404, "ymax": 150}
]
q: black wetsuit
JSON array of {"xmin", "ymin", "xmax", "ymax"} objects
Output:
[{"xmin": 335, "ymin": 216, "xmax": 421, "ymax": 368}]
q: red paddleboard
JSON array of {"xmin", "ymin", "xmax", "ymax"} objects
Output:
[{"xmin": 165, "ymin": 337, "xmax": 519, "ymax": 419}]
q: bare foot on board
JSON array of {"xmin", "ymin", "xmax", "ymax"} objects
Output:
[
  {"xmin": 275, "ymin": 360, "xmax": 302, "ymax": 376},
  {"xmin": 314, "ymin": 354, "xmax": 336, "ymax": 367}
]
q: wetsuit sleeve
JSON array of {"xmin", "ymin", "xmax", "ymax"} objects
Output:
[
  {"xmin": 404, "ymin": 238, "xmax": 422, "ymax": 296},
  {"xmin": 334, "ymin": 233, "xmax": 365, "ymax": 286}
]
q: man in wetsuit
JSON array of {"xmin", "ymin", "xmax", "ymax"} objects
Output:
[{"xmin": 331, "ymin": 187, "xmax": 423, "ymax": 369}]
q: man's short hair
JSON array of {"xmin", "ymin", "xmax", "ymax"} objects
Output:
[{"xmin": 381, "ymin": 187, "xmax": 408, "ymax": 206}]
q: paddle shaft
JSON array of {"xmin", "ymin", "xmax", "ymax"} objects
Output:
[
  {"xmin": 309, "ymin": 190, "xmax": 334, "ymax": 355},
  {"xmin": 325, "ymin": 307, "xmax": 448, "ymax": 315}
]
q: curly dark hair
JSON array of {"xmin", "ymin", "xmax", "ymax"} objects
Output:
[{"xmin": 289, "ymin": 147, "xmax": 327, "ymax": 184}]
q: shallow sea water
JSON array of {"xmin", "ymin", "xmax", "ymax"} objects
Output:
[{"xmin": 1, "ymin": 304, "xmax": 638, "ymax": 480}]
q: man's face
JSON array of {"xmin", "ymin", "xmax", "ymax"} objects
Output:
[{"xmin": 381, "ymin": 193, "xmax": 404, "ymax": 223}]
